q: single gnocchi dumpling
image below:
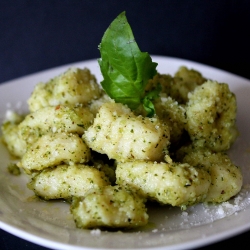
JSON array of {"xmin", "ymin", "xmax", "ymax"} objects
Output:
[
  {"xmin": 185, "ymin": 80, "xmax": 238, "ymax": 152},
  {"xmin": 116, "ymin": 160, "xmax": 211, "ymax": 207},
  {"xmin": 172, "ymin": 66, "xmax": 207, "ymax": 104},
  {"xmin": 18, "ymin": 132, "xmax": 91, "ymax": 174},
  {"xmin": 1, "ymin": 112, "xmax": 27, "ymax": 158},
  {"xmin": 27, "ymin": 164, "xmax": 110, "ymax": 200},
  {"xmin": 28, "ymin": 67, "xmax": 103, "ymax": 112},
  {"xmin": 146, "ymin": 66, "xmax": 206, "ymax": 104},
  {"xmin": 178, "ymin": 146, "xmax": 243, "ymax": 203},
  {"xmin": 18, "ymin": 105, "xmax": 94, "ymax": 146},
  {"xmin": 83, "ymin": 102, "xmax": 171, "ymax": 162},
  {"xmin": 70, "ymin": 185, "xmax": 148, "ymax": 229}
]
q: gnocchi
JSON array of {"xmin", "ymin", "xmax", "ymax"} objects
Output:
[{"xmin": 1, "ymin": 65, "xmax": 242, "ymax": 230}]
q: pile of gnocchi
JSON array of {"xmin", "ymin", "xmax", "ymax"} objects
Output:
[{"xmin": 1, "ymin": 66, "xmax": 243, "ymax": 229}]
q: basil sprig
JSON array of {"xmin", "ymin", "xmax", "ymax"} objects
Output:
[{"xmin": 98, "ymin": 11, "xmax": 159, "ymax": 116}]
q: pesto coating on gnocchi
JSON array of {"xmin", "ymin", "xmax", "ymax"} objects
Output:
[
  {"xmin": 28, "ymin": 67, "xmax": 103, "ymax": 112},
  {"xmin": 18, "ymin": 105, "xmax": 94, "ymax": 147},
  {"xmin": 116, "ymin": 160, "xmax": 211, "ymax": 207},
  {"xmin": 176, "ymin": 145, "xmax": 243, "ymax": 203},
  {"xmin": 28, "ymin": 164, "xmax": 110, "ymax": 200},
  {"xmin": 18, "ymin": 132, "xmax": 91, "ymax": 174},
  {"xmin": 185, "ymin": 80, "xmax": 238, "ymax": 151},
  {"xmin": 71, "ymin": 185, "xmax": 148, "ymax": 229},
  {"xmin": 1, "ymin": 112, "xmax": 26, "ymax": 158},
  {"xmin": 83, "ymin": 101, "xmax": 171, "ymax": 162}
]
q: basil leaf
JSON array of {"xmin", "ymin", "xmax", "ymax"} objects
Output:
[
  {"xmin": 143, "ymin": 83, "xmax": 162, "ymax": 117},
  {"xmin": 98, "ymin": 11, "xmax": 158, "ymax": 111}
]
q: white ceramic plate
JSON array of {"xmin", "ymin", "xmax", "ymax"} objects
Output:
[{"xmin": 1, "ymin": 56, "xmax": 250, "ymax": 250}]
